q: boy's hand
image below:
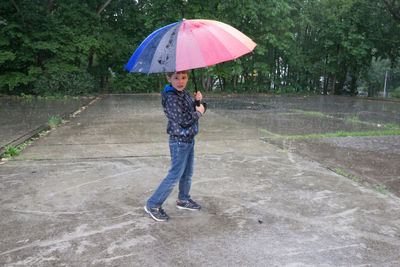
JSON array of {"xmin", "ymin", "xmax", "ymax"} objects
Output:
[
  {"xmin": 196, "ymin": 104, "xmax": 205, "ymax": 115},
  {"xmin": 194, "ymin": 91, "xmax": 202, "ymax": 101}
]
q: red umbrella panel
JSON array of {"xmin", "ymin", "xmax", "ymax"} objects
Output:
[{"xmin": 125, "ymin": 19, "xmax": 257, "ymax": 74}]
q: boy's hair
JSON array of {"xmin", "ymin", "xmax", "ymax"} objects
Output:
[{"xmin": 166, "ymin": 70, "xmax": 189, "ymax": 78}]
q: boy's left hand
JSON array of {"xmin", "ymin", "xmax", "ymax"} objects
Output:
[{"xmin": 194, "ymin": 91, "xmax": 202, "ymax": 102}]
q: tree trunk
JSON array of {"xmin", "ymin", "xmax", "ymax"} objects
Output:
[
  {"xmin": 337, "ymin": 69, "xmax": 347, "ymax": 95},
  {"xmin": 349, "ymin": 74, "xmax": 358, "ymax": 96},
  {"xmin": 218, "ymin": 76, "xmax": 223, "ymax": 91},
  {"xmin": 207, "ymin": 71, "xmax": 212, "ymax": 92},
  {"xmin": 323, "ymin": 76, "xmax": 329, "ymax": 95},
  {"xmin": 105, "ymin": 76, "xmax": 109, "ymax": 93},
  {"xmin": 97, "ymin": 0, "xmax": 113, "ymax": 15},
  {"xmin": 88, "ymin": 54, "xmax": 93, "ymax": 69},
  {"xmin": 100, "ymin": 76, "xmax": 104, "ymax": 91},
  {"xmin": 232, "ymin": 74, "xmax": 236, "ymax": 89},
  {"xmin": 201, "ymin": 70, "xmax": 211, "ymax": 92},
  {"xmin": 45, "ymin": 0, "xmax": 54, "ymax": 13},
  {"xmin": 11, "ymin": 0, "xmax": 26, "ymax": 24},
  {"xmin": 201, "ymin": 72, "xmax": 206, "ymax": 91},
  {"xmin": 158, "ymin": 74, "xmax": 163, "ymax": 92},
  {"xmin": 276, "ymin": 55, "xmax": 281, "ymax": 91}
]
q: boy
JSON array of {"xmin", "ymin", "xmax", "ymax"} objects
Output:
[{"xmin": 144, "ymin": 71, "xmax": 205, "ymax": 222}]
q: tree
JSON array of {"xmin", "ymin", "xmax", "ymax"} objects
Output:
[
  {"xmin": 1, "ymin": 0, "xmax": 400, "ymax": 96},
  {"xmin": 383, "ymin": 0, "xmax": 400, "ymax": 22}
]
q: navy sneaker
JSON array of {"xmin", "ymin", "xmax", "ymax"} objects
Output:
[
  {"xmin": 176, "ymin": 199, "xmax": 201, "ymax": 210},
  {"xmin": 144, "ymin": 205, "xmax": 169, "ymax": 222}
]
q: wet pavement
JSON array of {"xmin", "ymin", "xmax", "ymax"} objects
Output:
[
  {"xmin": 208, "ymin": 95, "xmax": 400, "ymax": 195},
  {"xmin": 1, "ymin": 94, "xmax": 400, "ymax": 266},
  {"xmin": 0, "ymin": 96, "xmax": 93, "ymax": 152}
]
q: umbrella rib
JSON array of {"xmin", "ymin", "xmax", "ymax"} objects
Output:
[
  {"xmin": 148, "ymin": 23, "xmax": 181, "ymax": 73},
  {"xmin": 206, "ymin": 20, "xmax": 256, "ymax": 60},
  {"xmin": 186, "ymin": 20, "xmax": 255, "ymax": 68},
  {"xmin": 126, "ymin": 19, "xmax": 257, "ymax": 73}
]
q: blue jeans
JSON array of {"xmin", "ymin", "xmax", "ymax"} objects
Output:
[{"xmin": 147, "ymin": 137, "xmax": 194, "ymax": 208}]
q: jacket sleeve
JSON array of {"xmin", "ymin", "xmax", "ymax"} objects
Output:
[{"xmin": 164, "ymin": 94, "xmax": 201, "ymax": 128}]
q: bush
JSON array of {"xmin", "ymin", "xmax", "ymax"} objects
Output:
[
  {"xmin": 33, "ymin": 71, "xmax": 96, "ymax": 96},
  {"xmin": 392, "ymin": 87, "xmax": 400, "ymax": 98},
  {"xmin": 109, "ymin": 72, "xmax": 160, "ymax": 93}
]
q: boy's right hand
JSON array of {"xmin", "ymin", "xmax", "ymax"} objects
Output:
[{"xmin": 196, "ymin": 104, "xmax": 205, "ymax": 115}]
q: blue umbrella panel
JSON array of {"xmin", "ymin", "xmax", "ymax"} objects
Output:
[{"xmin": 125, "ymin": 21, "xmax": 181, "ymax": 74}]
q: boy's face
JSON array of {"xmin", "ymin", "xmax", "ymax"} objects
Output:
[{"xmin": 167, "ymin": 72, "xmax": 188, "ymax": 91}]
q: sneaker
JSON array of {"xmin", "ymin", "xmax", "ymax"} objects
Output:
[
  {"xmin": 144, "ymin": 205, "xmax": 169, "ymax": 222},
  {"xmin": 176, "ymin": 199, "xmax": 201, "ymax": 210}
]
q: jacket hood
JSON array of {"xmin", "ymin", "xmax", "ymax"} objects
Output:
[{"xmin": 162, "ymin": 85, "xmax": 179, "ymax": 107}]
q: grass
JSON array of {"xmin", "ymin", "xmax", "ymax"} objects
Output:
[
  {"xmin": 295, "ymin": 109, "xmax": 400, "ymax": 129},
  {"xmin": 49, "ymin": 115, "xmax": 65, "ymax": 127},
  {"xmin": 382, "ymin": 123, "xmax": 400, "ymax": 129},
  {"xmin": 1, "ymin": 130, "xmax": 51, "ymax": 160},
  {"xmin": 38, "ymin": 130, "xmax": 48, "ymax": 136},
  {"xmin": 1, "ymin": 114, "xmax": 64, "ymax": 160},
  {"xmin": 331, "ymin": 167, "xmax": 362, "ymax": 183},
  {"xmin": 259, "ymin": 128, "xmax": 280, "ymax": 136},
  {"xmin": 3, "ymin": 146, "xmax": 21, "ymax": 158},
  {"xmin": 1, "ymin": 139, "xmax": 34, "ymax": 159},
  {"xmin": 268, "ymin": 129, "xmax": 400, "ymax": 139},
  {"xmin": 263, "ymin": 108, "xmax": 400, "ymax": 139},
  {"xmin": 330, "ymin": 167, "xmax": 389, "ymax": 195},
  {"xmin": 375, "ymin": 184, "xmax": 389, "ymax": 195},
  {"xmin": 345, "ymin": 114, "xmax": 362, "ymax": 123},
  {"xmin": 294, "ymin": 109, "xmax": 335, "ymax": 119}
]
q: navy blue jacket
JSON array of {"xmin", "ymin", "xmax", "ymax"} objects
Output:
[{"xmin": 162, "ymin": 85, "xmax": 202, "ymax": 142}]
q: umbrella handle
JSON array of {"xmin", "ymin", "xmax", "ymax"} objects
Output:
[
  {"xmin": 191, "ymin": 69, "xmax": 198, "ymax": 93},
  {"xmin": 191, "ymin": 69, "xmax": 201, "ymax": 107}
]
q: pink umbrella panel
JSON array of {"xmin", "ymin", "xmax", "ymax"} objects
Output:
[{"xmin": 125, "ymin": 19, "xmax": 257, "ymax": 74}]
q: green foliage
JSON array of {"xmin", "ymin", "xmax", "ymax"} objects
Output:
[
  {"xmin": 332, "ymin": 167, "xmax": 389, "ymax": 195},
  {"xmin": 345, "ymin": 115, "xmax": 362, "ymax": 123},
  {"xmin": 1, "ymin": 0, "xmax": 400, "ymax": 96},
  {"xmin": 332, "ymin": 167, "xmax": 362, "ymax": 183},
  {"xmin": 48, "ymin": 115, "xmax": 64, "ymax": 127},
  {"xmin": 110, "ymin": 72, "xmax": 159, "ymax": 94},
  {"xmin": 294, "ymin": 110, "xmax": 335, "ymax": 119},
  {"xmin": 393, "ymin": 87, "xmax": 400, "ymax": 98},
  {"xmin": 3, "ymin": 146, "xmax": 20, "ymax": 158},
  {"xmin": 268, "ymin": 129, "xmax": 400, "ymax": 139},
  {"xmin": 33, "ymin": 71, "xmax": 96, "ymax": 96},
  {"xmin": 375, "ymin": 184, "xmax": 389, "ymax": 195}
]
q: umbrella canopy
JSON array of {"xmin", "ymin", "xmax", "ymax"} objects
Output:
[{"xmin": 125, "ymin": 19, "xmax": 257, "ymax": 74}]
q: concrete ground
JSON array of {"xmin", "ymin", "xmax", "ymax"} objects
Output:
[
  {"xmin": 0, "ymin": 96, "xmax": 92, "ymax": 154},
  {"xmin": 1, "ymin": 95, "xmax": 400, "ymax": 266}
]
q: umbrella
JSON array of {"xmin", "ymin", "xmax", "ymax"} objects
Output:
[{"xmin": 125, "ymin": 19, "xmax": 257, "ymax": 74}]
